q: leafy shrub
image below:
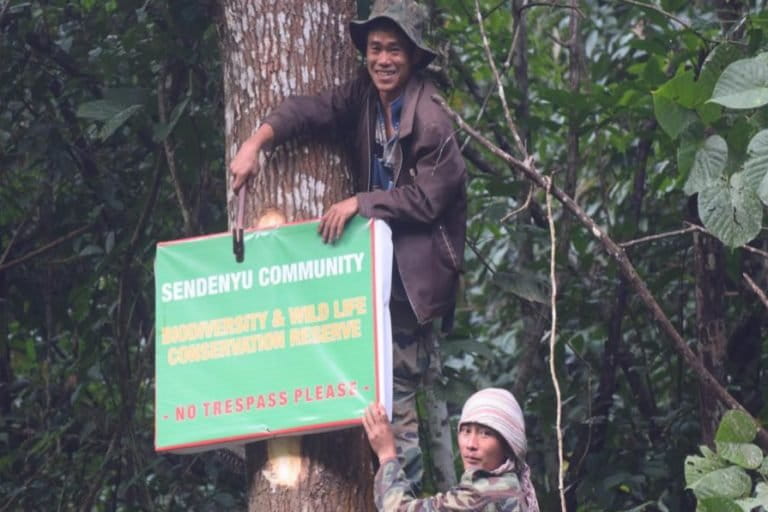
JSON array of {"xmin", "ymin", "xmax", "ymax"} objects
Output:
[{"xmin": 685, "ymin": 410, "xmax": 768, "ymax": 511}]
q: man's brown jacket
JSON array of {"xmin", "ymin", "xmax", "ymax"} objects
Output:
[{"xmin": 264, "ymin": 71, "xmax": 467, "ymax": 327}]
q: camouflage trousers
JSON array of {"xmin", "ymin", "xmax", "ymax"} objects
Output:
[{"xmin": 391, "ymin": 303, "xmax": 440, "ymax": 494}]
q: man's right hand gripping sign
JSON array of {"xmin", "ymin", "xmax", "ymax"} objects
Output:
[{"xmin": 229, "ymin": 0, "xmax": 467, "ymax": 494}]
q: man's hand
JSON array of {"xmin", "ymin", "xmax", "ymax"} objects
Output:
[
  {"xmin": 229, "ymin": 142, "xmax": 259, "ymax": 191},
  {"xmin": 362, "ymin": 403, "xmax": 397, "ymax": 464},
  {"xmin": 229, "ymin": 124, "xmax": 275, "ymax": 191},
  {"xmin": 318, "ymin": 196, "xmax": 359, "ymax": 243}
]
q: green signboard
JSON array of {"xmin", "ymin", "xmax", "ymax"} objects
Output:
[{"xmin": 154, "ymin": 216, "xmax": 392, "ymax": 453}]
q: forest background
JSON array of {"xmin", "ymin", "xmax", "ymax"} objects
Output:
[{"xmin": 2, "ymin": 0, "xmax": 768, "ymax": 510}]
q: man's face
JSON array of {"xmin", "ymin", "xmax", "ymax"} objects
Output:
[{"xmin": 366, "ymin": 28, "xmax": 414, "ymax": 102}]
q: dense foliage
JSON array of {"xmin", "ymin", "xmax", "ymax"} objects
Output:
[{"xmin": 2, "ymin": 0, "xmax": 767, "ymax": 511}]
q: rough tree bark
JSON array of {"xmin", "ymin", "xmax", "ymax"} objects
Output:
[{"xmin": 217, "ymin": 1, "xmax": 375, "ymax": 510}]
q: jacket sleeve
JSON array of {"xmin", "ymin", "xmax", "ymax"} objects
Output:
[
  {"xmin": 357, "ymin": 112, "xmax": 466, "ymax": 225},
  {"xmin": 374, "ymin": 460, "xmax": 521, "ymax": 512},
  {"xmin": 263, "ymin": 76, "xmax": 367, "ymax": 147}
]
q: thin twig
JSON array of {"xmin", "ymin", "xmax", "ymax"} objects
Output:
[
  {"xmin": 465, "ymin": 235, "xmax": 497, "ymax": 276},
  {"xmin": 474, "ymin": 0, "xmax": 527, "ymax": 157},
  {"xmin": 743, "ymin": 273, "xmax": 768, "ymax": 311},
  {"xmin": 0, "ymin": 0, "xmax": 11, "ymax": 28},
  {"xmin": 618, "ymin": 0, "xmax": 716, "ymax": 44},
  {"xmin": 157, "ymin": 66, "xmax": 193, "ymax": 235},
  {"xmin": 0, "ymin": 216, "xmax": 28, "ymax": 265},
  {"xmin": 545, "ymin": 177, "xmax": 566, "ymax": 512},
  {"xmin": 620, "ymin": 225, "xmax": 698, "ymax": 248},
  {"xmin": 684, "ymin": 222, "xmax": 768, "ymax": 259},
  {"xmin": 500, "ymin": 184, "xmax": 533, "ymax": 222},
  {"xmin": 0, "ymin": 224, "xmax": 91, "ymax": 272},
  {"xmin": 521, "ymin": 1, "xmax": 586, "ymax": 18}
]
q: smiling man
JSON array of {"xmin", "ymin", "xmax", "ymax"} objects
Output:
[{"xmin": 229, "ymin": 0, "xmax": 467, "ymax": 491}]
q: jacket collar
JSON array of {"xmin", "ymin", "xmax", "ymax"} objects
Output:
[
  {"xmin": 398, "ymin": 73, "xmax": 422, "ymax": 139},
  {"xmin": 368, "ymin": 73, "xmax": 423, "ymax": 139}
]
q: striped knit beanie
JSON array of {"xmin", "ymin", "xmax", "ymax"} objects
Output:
[
  {"xmin": 459, "ymin": 387, "xmax": 526, "ymax": 458},
  {"xmin": 459, "ymin": 388, "xmax": 539, "ymax": 512}
]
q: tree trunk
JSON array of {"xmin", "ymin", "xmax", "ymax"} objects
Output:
[
  {"xmin": 692, "ymin": 230, "xmax": 728, "ymax": 444},
  {"xmin": 217, "ymin": 1, "xmax": 375, "ymax": 510}
]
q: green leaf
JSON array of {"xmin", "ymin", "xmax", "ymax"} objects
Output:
[
  {"xmin": 76, "ymin": 99, "xmax": 126, "ymax": 121},
  {"xmin": 744, "ymin": 129, "xmax": 768, "ymax": 192},
  {"xmin": 653, "ymin": 94, "xmax": 696, "ymax": 139},
  {"xmin": 699, "ymin": 44, "xmax": 746, "ymax": 97},
  {"xmin": 687, "ymin": 465, "xmax": 752, "ymax": 500},
  {"xmin": 716, "ymin": 410, "xmax": 758, "ymax": 443},
  {"xmin": 99, "ymin": 105, "xmax": 143, "ymax": 140},
  {"xmin": 685, "ymin": 451, "xmax": 729, "ymax": 486},
  {"xmin": 656, "ymin": 68, "xmax": 708, "ymax": 108},
  {"xmin": 758, "ymin": 456, "xmax": 768, "ymax": 477},
  {"xmin": 699, "ymin": 172, "xmax": 763, "ymax": 247},
  {"xmin": 684, "ymin": 135, "xmax": 728, "ymax": 195},
  {"xmin": 734, "ymin": 481, "xmax": 768, "ymax": 511},
  {"xmin": 716, "ymin": 442, "xmax": 764, "ymax": 469},
  {"xmin": 710, "ymin": 54, "xmax": 768, "ymax": 109},
  {"xmin": 696, "ymin": 497, "xmax": 743, "ymax": 512}
]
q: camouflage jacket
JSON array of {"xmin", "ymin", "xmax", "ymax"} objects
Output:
[{"xmin": 374, "ymin": 458, "xmax": 525, "ymax": 511}]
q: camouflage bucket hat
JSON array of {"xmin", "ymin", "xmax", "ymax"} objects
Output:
[{"xmin": 349, "ymin": 0, "xmax": 438, "ymax": 68}]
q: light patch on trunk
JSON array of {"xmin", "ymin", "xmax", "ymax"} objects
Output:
[
  {"xmin": 295, "ymin": 172, "xmax": 326, "ymax": 217},
  {"xmin": 262, "ymin": 437, "xmax": 303, "ymax": 488}
]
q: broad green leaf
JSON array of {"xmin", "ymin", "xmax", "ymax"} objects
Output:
[
  {"xmin": 653, "ymin": 94, "xmax": 696, "ymax": 139},
  {"xmin": 736, "ymin": 482, "xmax": 768, "ymax": 512},
  {"xmin": 699, "ymin": 172, "xmax": 762, "ymax": 247},
  {"xmin": 699, "ymin": 44, "xmax": 745, "ymax": 97},
  {"xmin": 685, "ymin": 452, "xmax": 729, "ymax": 486},
  {"xmin": 684, "ymin": 135, "xmax": 728, "ymax": 195},
  {"xmin": 678, "ymin": 136, "xmax": 699, "ymax": 177},
  {"xmin": 654, "ymin": 68, "xmax": 709, "ymax": 108},
  {"xmin": 687, "ymin": 465, "xmax": 752, "ymax": 499},
  {"xmin": 759, "ymin": 456, "xmax": 768, "ymax": 477},
  {"xmin": 744, "ymin": 130, "xmax": 768, "ymax": 191},
  {"xmin": 716, "ymin": 442, "xmax": 763, "ymax": 469},
  {"xmin": 76, "ymin": 99, "xmax": 126, "ymax": 121},
  {"xmin": 716, "ymin": 410, "xmax": 758, "ymax": 443},
  {"xmin": 696, "ymin": 497, "xmax": 742, "ymax": 512},
  {"xmin": 710, "ymin": 54, "xmax": 768, "ymax": 109},
  {"xmin": 99, "ymin": 105, "xmax": 143, "ymax": 140}
]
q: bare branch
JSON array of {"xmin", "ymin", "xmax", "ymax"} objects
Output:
[
  {"xmin": 474, "ymin": 0, "xmax": 528, "ymax": 157},
  {"xmin": 684, "ymin": 222, "xmax": 768, "ymax": 259},
  {"xmin": 433, "ymin": 93, "xmax": 768, "ymax": 448},
  {"xmin": 0, "ymin": 224, "xmax": 91, "ymax": 272},
  {"xmin": 620, "ymin": 225, "xmax": 698, "ymax": 248},
  {"xmin": 158, "ymin": 66, "xmax": 194, "ymax": 235},
  {"xmin": 500, "ymin": 184, "xmax": 533, "ymax": 222},
  {"xmin": 0, "ymin": 0, "xmax": 11, "ymax": 27},
  {"xmin": 521, "ymin": 1, "xmax": 586, "ymax": 17},
  {"xmin": 618, "ymin": 0, "xmax": 723, "ymax": 44},
  {"xmin": 0, "ymin": 217, "xmax": 28, "ymax": 265},
  {"xmin": 743, "ymin": 273, "xmax": 768, "ymax": 312}
]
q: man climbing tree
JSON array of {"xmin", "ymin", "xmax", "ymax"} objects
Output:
[
  {"xmin": 218, "ymin": 1, "xmax": 375, "ymax": 511},
  {"xmin": 225, "ymin": 0, "xmax": 467, "ymax": 502}
]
